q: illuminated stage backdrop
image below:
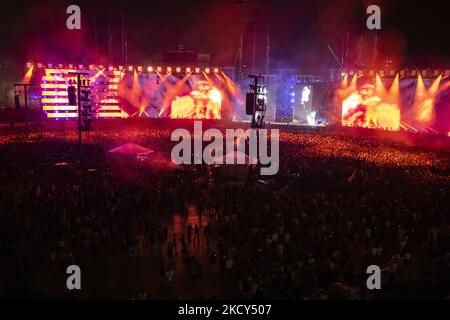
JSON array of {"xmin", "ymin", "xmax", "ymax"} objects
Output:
[
  {"xmin": 339, "ymin": 73, "xmax": 450, "ymax": 133},
  {"xmin": 36, "ymin": 65, "xmax": 234, "ymax": 120},
  {"xmin": 231, "ymin": 76, "xmax": 328, "ymax": 126},
  {"xmin": 340, "ymin": 74, "xmax": 401, "ymax": 130},
  {"xmin": 119, "ymin": 72, "xmax": 222, "ymax": 119}
]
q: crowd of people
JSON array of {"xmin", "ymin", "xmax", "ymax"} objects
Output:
[{"xmin": 0, "ymin": 123, "xmax": 448, "ymax": 299}]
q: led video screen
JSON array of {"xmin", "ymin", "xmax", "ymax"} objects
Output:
[
  {"xmin": 340, "ymin": 74, "xmax": 450, "ymax": 132},
  {"xmin": 119, "ymin": 73, "xmax": 222, "ymax": 119},
  {"xmin": 341, "ymin": 78, "xmax": 401, "ymax": 130}
]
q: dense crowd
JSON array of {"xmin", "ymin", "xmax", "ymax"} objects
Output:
[{"xmin": 0, "ymin": 124, "xmax": 449, "ymax": 299}]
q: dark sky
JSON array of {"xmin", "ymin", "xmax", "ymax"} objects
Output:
[{"xmin": 1, "ymin": 0, "xmax": 450, "ymax": 71}]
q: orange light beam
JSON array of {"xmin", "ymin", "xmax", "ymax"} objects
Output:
[
  {"xmin": 159, "ymin": 73, "xmax": 191, "ymax": 116},
  {"xmin": 22, "ymin": 66, "xmax": 34, "ymax": 83},
  {"xmin": 375, "ymin": 73, "xmax": 387, "ymax": 97}
]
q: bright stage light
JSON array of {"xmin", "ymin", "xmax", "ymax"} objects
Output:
[
  {"xmin": 167, "ymin": 67, "xmax": 172, "ymax": 73},
  {"xmin": 109, "ymin": 66, "xmax": 114, "ymax": 71},
  {"xmin": 195, "ymin": 67, "xmax": 200, "ymax": 73},
  {"xmin": 118, "ymin": 66, "xmax": 124, "ymax": 71},
  {"xmin": 37, "ymin": 63, "xmax": 43, "ymax": 69},
  {"xmin": 79, "ymin": 64, "xmax": 84, "ymax": 70},
  {"xmin": 58, "ymin": 64, "xmax": 63, "ymax": 68},
  {"xmin": 176, "ymin": 67, "xmax": 181, "ymax": 73},
  {"xmin": 89, "ymin": 65, "xmax": 94, "ymax": 70},
  {"xmin": 68, "ymin": 64, "xmax": 73, "ymax": 69},
  {"xmin": 213, "ymin": 68, "xmax": 219, "ymax": 73},
  {"xmin": 22, "ymin": 65, "xmax": 34, "ymax": 83},
  {"xmin": 209, "ymin": 88, "xmax": 221, "ymax": 104},
  {"xmin": 413, "ymin": 74, "xmax": 440, "ymax": 124},
  {"xmin": 147, "ymin": 66, "xmax": 153, "ymax": 72},
  {"xmin": 186, "ymin": 67, "xmax": 191, "ymax": 73},
  {"xmin": 137, "ymin": 66, "xmax": 143, "ymax": 72},
  {"xmin": 157, "ymin": 67, "xmax": 162, "ymax": 72},
  {"xmin": 205, "ymin": 68, "xmax": 210, "ymax": 74},
  {"xmin": 26, "ymin": 62, "xmax": 33, "ymax": 68},
  {"xmin": 47, "ymin": 63, "xmax": 53, "ymax": 68},
  {"xmin": 128, "ymin": 66, "xmax": 134, "ymax": 71}
]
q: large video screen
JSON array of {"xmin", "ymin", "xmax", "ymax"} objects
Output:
[
  {"xmin": 119, "ymin": 73, "xmax": 222, "ymax": 119},
  {"xmin": 340, "ymin": 74, "xmax": 450, "ymax": 132},
  {"xmin": 341, "ymin": 81, "xmax": 400, "ymax": 130}
]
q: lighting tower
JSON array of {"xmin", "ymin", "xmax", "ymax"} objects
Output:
[{"xmin": 246, "ymin": 75, "xmax": 267, "ymax": 128}]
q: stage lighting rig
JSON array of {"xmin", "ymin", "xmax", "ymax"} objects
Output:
[
  {"xmin": 79, "ymin": 82, "xmax": 93, "ymax": 131},
  {"xmin": 68, "ymin": 71, "xmax": 91, "ymax": 162},
  {"xmin": 246, "ymin": 75, "xmax": 267, "ymax": 129},
  {"xmin": 67, "ymin": 85, "xmax": 76, "ymax": 105}
]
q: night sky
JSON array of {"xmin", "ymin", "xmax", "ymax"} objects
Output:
[{"xmin": 1, "ymin": 0, "xmax": 450, "ymax": 72}]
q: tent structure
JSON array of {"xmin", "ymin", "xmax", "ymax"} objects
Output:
[
  {"xmin": 106, "ymin": 142, "xmax": 174, "ymax": 180},
  {"xmin": 107, "ymin": 142, "xmax": 154, "ymax": 156}
]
